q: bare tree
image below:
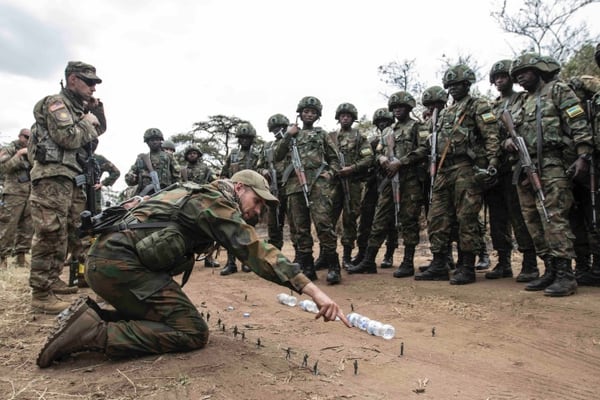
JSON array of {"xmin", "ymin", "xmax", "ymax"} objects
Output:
[{"xmin": 377, "ymin": 59, "xmax": 425, "ymax": 95}]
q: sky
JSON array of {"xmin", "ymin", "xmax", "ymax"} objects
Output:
[{"xmin": 1, "ymin": 0, "xmax": 598, "ymax": 192}]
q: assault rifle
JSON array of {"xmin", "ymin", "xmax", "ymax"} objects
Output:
[
  {"xmin": 500, "ymin": 110, "xmax": 550, "ymax": 222},
  {"xmin": 139, "ymin": 153, "xmax": 161, "ymax": 195},
  {"xmin": 291, "ymin": 137, "xmax": 311, "ymax": 207},
  {"xmin": 587, "ymin": 100, "xmax": 598, "ymax": 230},
  {"xmin": 386, "ymin": 132, "xmax": 401, "ymax": 228},
  {"xmin": 266, "ymin": 146, "xmax": 280, "ymax": 226},
  {"xmin": 428, "ymin": 108, "xmax": 439, "ymax": 205},
  {"xmin": 338, "ymin": 151, "xmax": 352, "ymax": 215}
]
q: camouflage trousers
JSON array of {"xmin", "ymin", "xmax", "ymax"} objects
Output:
[
  {"xmin": 428, "ymin": 164, "xmax": 483, "ymax": 254},
  {"xmin": 29, "ymin": 177, "xmax": 85, "ymax": 292},
  {"xmin": 516, "ymin": 166, "xmax": 573, "ymax": 259},
  {"xmin": 86, "ymin": 255, "xmax": 208, "ymax": 357},
  {"xmin": 0, "ymin": 193, "xmax": 33, "ymax": 257},
  {"xmin": 331, "ymin": 179, "xmax": 363, "ymax": 247},
  {"xmin": 287, "ymin": 177, "xmax": 337, "ymax": 254},
  {"xmin": 356, "ymin": 176, "xmax": 397, "ymax": 249},
  {"xmin": 267, "ymin": 187, "xmax": 287, "ymax": 250}
]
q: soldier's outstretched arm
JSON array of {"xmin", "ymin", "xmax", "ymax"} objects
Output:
[{"xmin": 301, "ymin": 282, "xmax": 351, "ymax": 327}]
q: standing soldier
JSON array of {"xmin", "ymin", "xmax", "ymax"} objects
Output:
[
  {"xmin": 0, "ymin": 128, "xmax": 33, "ymax": 268},
  {"xmin": 257, "ymin": 114, "xmax": 290, "ymax": 251},
  {"xmin": 484, "ymin": 60, "xmax": 542, "ymax": 282},
  {"xmin": 124, "ymin": 128, "xmax": 180, "ymax": 196},
  {"xmin": 410, "ymin": 65, "xmax": 500, "ymax": 284},
  {"xmin": 275, "ymin": 96, "xmax": 341, "ymax": 284},
  {"xmin": 330, "ymin": 103, "xmax": 374, "ymax": 270},
  {"xmin": 89, "ymin": 140, "xmax": 120, "ymax": 212},
  {"xmin": 162, "ymin": 140, "xmax": 176, "ymax": 155},
  {"xmin": 508, "ymin": 53, "xmax": 593, "ymax": 296},
  {"xmin": 28, "ymin": 61, "xmax": 106, "ymax": 313},
  {"xmin": 220, "ymin": 122, "xmax": 261, "ymax": 275}
]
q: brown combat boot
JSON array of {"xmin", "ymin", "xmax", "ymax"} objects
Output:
[
  {"xmin": 15, "ymin": 253, "xmax": 29, "ymax": 268},
  {"xmin": 50, "ymin": 279, "xmax": 79, "ymax": 294},
  {"xmin": 37, "ymin": 296, "xmax": 107, "ymax": 368},
  {"xmin": 31, "ymin": 291, "xmax": 71, "ymax": 314}
]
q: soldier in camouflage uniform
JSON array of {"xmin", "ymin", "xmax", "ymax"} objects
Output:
[
  {"xmin": 220, "ymin": 122, "xmax": 261, "ymax": 275},
  {"xmin": 124, "ymin": 128, "xmax": 180, "ymax": 196},
  {"xmin": 484, "ymin": 60, "xmax": 542, "ymax": 282},
  {"xmin": 352, "ymin": 108, "xmax": 397, "ymax": 267},
  {"xmin": 161, "ymin": 140, "xmax": 176, "ymax": 154},
  {"xmin": 275, "ymin": 96, "xmax": 341, "ymax": 284},
  {"xmin": 257, "ymin": 113, "xmax": 290, "ymax": 251},
  {"xmin": 28, "ymin": 61, "xmax": 106, "ymax": 313},
  {"xmin": 0, "ymin": 128, "xmax": 33, "ymax": 268},
  {"xmin": 36, "ymin": 170, "xmax": 351, "ymax": 368},
  {"xmin": 508, "ymin": 53, "xmax": 593, "ymax": 296},
  {"xmin": 408, "ymin": 65, "xmax": 500, "ymax": 284},
  {"xmin": 348, "ymin": 91, "xmax": 425, "ymax": 277},
  {"xmin": 329, "ymin": 103, "xmax": 374, "ymax": 271}
]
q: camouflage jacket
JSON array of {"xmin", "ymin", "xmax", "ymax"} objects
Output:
[
  {"xmin": 377, "ymin": 118, "xmax": 425, "ymax": 181},
  {"xmin": 125, "ymin": 150, "xmax": 180, "ymax": 194},
  {"xmin": 221, "ymin": 145, "xmax": 261, "ymax": 178},
  {"xmin": 329, "ymin": 127, "xmax": 374, "ymax": 182},
  {"xmin": 0, "ymin": 139, "xmax": 31, "ymax": 196},
  {"xmin": 88, "ymin": 181, "xmax": 310, "ymax": 294},
  {"xmin": 182, "ymin": 161, "xmax": 215, "ymax": 185},
  {"xmin": 491, "ymin": 90, "xmax": 526, "ymax": 173},
  {"xmin": 96, "ymin": 153, "xmax": 120, "ymax": 187},
  {"xmin": 256, "ymin": 138, "xmax": 287, "ymax": 188},
  {"xmin": 29, "ymin": 88, "xmax": 104, "ymax": 181}
]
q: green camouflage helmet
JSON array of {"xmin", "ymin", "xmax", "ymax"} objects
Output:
[
  {"xmin": 143, "ymin": 128, "xmax": 164, "ymax": 142},
  {"xmin": 296, "ymin": 96, "xmax": 323, "ymax": 116},
  {"xmin": 421, "ymin": 86, "xmax": 448, "ymax": 106},
  {"xmin": 541, "ymin": 55, "xmax": 561, "ymax": 75},
  {"xmin": 184, "ymin": 144, "xmax": 203, "ymax": 158},
  {"xmin": 372, "ymin": 108, "xmax": 394, "ymax": 124},
  {"xmin": 162, "ymin": 140, "xmax": 176, "ymax": 151},
  {"xmin": 388, "ymin": 91, "xmax": 416, "ymax": 110},
  {"xmin": 489, "ymin": 59, "xmax": 512, "ymax": 83},
  {"xmin": 267, "ymin": 113, "xmax": 290, "ymax": 130},
  {"xmin": 510, "ymin": 53, "xmax": 545, "ymax": 79},
  {"xmin": 335, "ymin": 102, "xmax": 358, "ymax": 120},
  {"xmin": 235, "ymin": 122, "xmax": 256, "ymax": 138},
  {"xmin": 442, "ymin": 64, "xmax": 476, "ymax": 89}
]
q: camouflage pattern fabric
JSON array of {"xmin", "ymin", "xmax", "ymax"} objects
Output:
[
  {"xmin": 183, "ymin": 160, "xmax": 215, "ymax": 185},
  {"xmin": 221, "ymin": 146, "xmax": 261, "ymax": 178},
  {"xmin": 124, "ymin": 150, "xmax": 180, "ymax": 194},
  {"xmin": 94, "ymin": 153, "xmax": 120, "ymax": 210}
]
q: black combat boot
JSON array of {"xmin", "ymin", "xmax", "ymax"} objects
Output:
[
  {"xmin": 415, "ymin": 252, "xmax": 449, "ymax": 281},
  {"xmin": 576, "ymin": 253, "xmax": 600, "ymax": 286},
  {"xmin": 380, "ymin": 245, "xmax": 395, "ymax": 269},
  {"xmin": 475, "ymin": 248, "xmax": 490, "ymax": 271},
  {"xmin": 544, "ymin": 258, "xmax": 577, "ymax": 297},
  {"xmin": 350, "ymin": 246, "xmax": 366, "ymax": 266},
  {"xmin": 341, "ymin": 246, "xmax": 353, "ymax": 270},
  {"xmin": 314, "ymin": 248, "xmax": 327, "ymax": 271},
  {"xmin": 220, "ymin": 253, "xmax": 238, "ymax": 276},
  {"xmin": 450, "ymin": 252, "xmax": 476, "ymax": 285},
  {"xmin": 485, "ymin": 250, "xmax": 513, "ymax": 279},
  {"xmin": 525, "ymin": 255, "xmax": 555, "ymax": 291},
  {"xmin": 347, "ymin": 246, "xmax": 378, "ymax": 274},
  {"xmin": 241, "ymin": 264, "xmax": 252, "ymax": 273},
  {"xmin": 419, "ymin": 243, "xmax": 453, "ymax": 273},
  {"xmin": 393, "ymin": 246, "xmax": 415, "ymax": 278},
  {"xmin": 299, "ymin": 252, "xmax": 318, "ymax": 281},
  {"xmin": 516, "ymin": 249, "xmax": 539, "ymax": 282},
  {"xmin": 326, "ymin": 253, "xmax": 342, "ymax": 285},
  {"xmin": 204, "ymin": 256, "xmax": 220, "ymax": 268}
]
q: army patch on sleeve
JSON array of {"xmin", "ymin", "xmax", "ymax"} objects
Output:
[
  {"xmin": 481, "ymin": 112, "xmax": 497, "ymax": 123},
  {"xmin": 48, "ymin": 100, "xmax": 65, "ymax": 112},
  {"xmin": 566, "ymin": 104, "xmax": 584, "ymax": 119},
  {"xmin": 360, "ymin": 147, "xmax": 373, "ymax": 156}
]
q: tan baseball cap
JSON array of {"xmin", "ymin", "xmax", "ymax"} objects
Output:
[{"xmin": 231, "ymin": 170, "xmax": 279, "ymax": 207}]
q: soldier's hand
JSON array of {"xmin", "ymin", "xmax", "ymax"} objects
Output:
[
  {"xmin": 379, "ymin": 156, "xmax": 389, "ymax": 168},
  {"xmin": 386, "ymin": 160, "xmax": 401, "ymax": 177},
  {"xmin": 504, "ymin": 138, "xmax": 518, "ymax": 153},
  {"xmin": 571, "ymin": 155, "xmax": 590, "ymax": 179},
  {"xmin": 16, "ymin": 147, "xmax": 29, "ymax": 157},
  {"xmin": 338, "ymin": 166, "xmax": 353, "ymax": 177},
  {"xmin": 84, "ymin": 112, "xmax": 100, "ymax": 127},
  {"xmin": 286, "ymin": 124, "xmax": 299, "ymax": 137},
  {"xmin": 301, "ymin": 282, "xmax": 352, "ymax": 327}
]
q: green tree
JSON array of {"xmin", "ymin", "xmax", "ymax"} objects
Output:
[{"xmin": 561, "ymin": 43, "xmax": 600, "ymax": 78}]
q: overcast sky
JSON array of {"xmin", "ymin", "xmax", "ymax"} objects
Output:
[{"xmin": 1, "ymin": 0, "xmax": 598, "ymax": 191}]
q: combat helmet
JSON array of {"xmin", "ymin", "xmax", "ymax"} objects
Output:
[
  {"xmin": 388, "ymin": 91, "xmax": 416, "ymax": 110},
  {"xmin": 335, "ymin": 102, "xmax": 358, "ymax": 120},
  {"xmin": 509, "ymin": 53, "xmax": 546, "ymax": 79},
  {"xmin": 235, "ymin": 122, "xmax": 257, "ymax": 138},
  {"xmin": 421, "ymin": 86, "xmax": 448, "ymax": 106},
  {"xmin": 184, "ymin": 144, "xmax": 203, "ymax": 158},
  {"xmin": 372, "ymin": 108, "xmax": 394, "ymax": 124},
  {"xmin": 296, "ymin": 96, "xmax": 323, "ymax": 116},
  {"xmin": 143, "ymin": 128, "xmax": 164, "ymax": 143},
  {"xmin": 162, "ymin": 140, "xmax": 176, "ymax": 152},
  {"xmin": 267, "ymin": 113, "xmax": 290, "ymax": 131},
  {"xmin": 489, "ymin": 59, "xmax": 512, "ymax": 83},
  {"xmin": 541, "ymin": 55, "xmax": 561, "ymax": 75},
  {"xmin": 442, "ymin": 64, "xmax": 476, "ymax": 89}
]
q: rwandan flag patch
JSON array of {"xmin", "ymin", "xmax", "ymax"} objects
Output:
[
  {"xmin": 481, "ymin": 112, "xmax": 496, "ymax": 123},
  {"xmin": 566, "ymin": 105, "xmax": 584, "ymax": 119}
]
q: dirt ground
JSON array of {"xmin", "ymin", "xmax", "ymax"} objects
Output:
[{"xmin": 1, "ymin": 228, "xmax": 600, "ymax": 400}]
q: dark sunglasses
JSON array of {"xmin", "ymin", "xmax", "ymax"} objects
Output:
[{"xmin": 77, "ymin": 76, "xmax": 97, "ymax": 87}]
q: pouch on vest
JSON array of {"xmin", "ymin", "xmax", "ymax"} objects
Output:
[{"xmin": 135, "ymin": 226, "xmax": 191, "ymax": 273}]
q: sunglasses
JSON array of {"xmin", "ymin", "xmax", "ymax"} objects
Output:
[{"xmin": 77, "ymin": 76, "xmax": 97, "ymax": 87}]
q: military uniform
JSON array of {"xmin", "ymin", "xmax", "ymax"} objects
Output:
[
  {"xmin": 94, "ymin": 153, "xmax": 120, "ymax": 210},
  {"xmin": 182, "ymin": 158, "xmax": 215, "ymax": 185},
  {"xmin": 125, "ymin": 150, "xmax": 180, "ymax": 195}
]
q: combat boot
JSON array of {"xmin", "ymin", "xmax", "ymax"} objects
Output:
[
  {"xmin": 450, "ymin": 252, "xmax": 476, "ymax": 285},
  {"xmin": 380, "ymin": 245, "xmax": 395, "ymax": 269},
  {"xmin": 485, "ymin": 250, "xmax": 513, "ymax": 279},
  {"xmin": 326, "ymin": 253, "xmax": 342, "ymax": 285},
  {"xmin": 50, "ymin": 279, "xmax": 79, "ymax": 295},
  {"xmin": 393, "ymin": 245, "xmax": 415, "ymax": 278},
  {"xmin": 31, "ymin": 291, "xmax": 71, "ymax": 314},
  {"xmin": 37, "ymin": 296, "xmax": 107, "ymax": 368},
  {"xmin": 419, "ymin": 243, "xmax": 452, "ymax": 272},
  {"xmin": 341, "ymin": 246, "xmax": 353, "ymax": 270},
  {"xmin": 314, "ymin": 248, "xmax": 328, "ymax": 271},
  {"xmin": 299, "ymin": 252, "xmax": 318, "ymax": 281},
  {"xmin": 525, "ymin": 255, "xmax": 555, "ymax": 291},
  {"xmin": 241, "ymin": 264, "xmax": 252, "ymax": 273},
  {"xmin": 350, "ymin": 246, "xmax": 366, "ymax": 267},
  {"xmin": 415, "ymin": 252, "xmax": 449, "ymax": 281},
  {"xmin": 544, "ymin": 258, "xmax": 577, "ymax": 297},
  {"xmin": 220, "ymin": 253, "xmax": 238, "ymax": 276},
  {"xmin": 576, "ymin": 253, "xmax": 600, "ymax": 286},
  {"xmin": 0, "ymin": 256, "xmax": 7, "ymax": 269},
  {"xmin": 475, "ymin": 248, "xmax": 490, "ymax": 271},
  {"xmin": 15, "ymin": 253, "xmax": 29, "ymax": 268},
  {"xmin": 204, "ymin": 256, "xmax": 220, "ymax": 268},
  {"xmin": 516, "ymin": 249, "xmax": 539, "ymax": 282},
  {"xmin": 347, "ymin": 246, "xmax": 378, "ymax": 274}
]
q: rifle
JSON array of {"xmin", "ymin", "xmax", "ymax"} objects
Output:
[
  {"xmin": 266, "ymin": 146, "xmax": 280, "ymax": 226},
  {"xmin": 139, "ymin": 153, "xmax": 161, "ymax": 195},
  {"xmin": 385, "ymin": 132, "xmax": 401, "ymax": 228},
  {"xmin": 290, "ymin": 137, "xmax": 311, "ymax": 207},
  {"xmin": 587, "ymin": 100, "xmax": 598, "ymax": 230},
  {"xmin": 428, "ymin": 108, "xmax": 439, "ymax": 205},
  {"xmin": 338, "ymin": 151, "xmax": 352, "ymax": 215},
  {"xmin": 500, "ymin": 110, "xmax": 550, "ymax": 222}
]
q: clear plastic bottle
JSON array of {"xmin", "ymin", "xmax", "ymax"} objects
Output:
[
  {"xmin": 298, "ymin": 299, "xmax": 319, "ymax": 313},
  {"xmin": 378, "ymin": 324, "xmax": 395, "ymax": 340},
  {"xmin": 276, "ymin": 293, "xmax": 297, "ymax": 307},
  {"xmin": 366, "ymin": 320, "xmax": 383, "ymax": 336},
  {"xmin": 357, "ymin": 315, "xmax": 371, "ymax": 331},
  {"xmin": 346, "ymin": 312, "xmax": 361, "ymax": 327},
  {"xmin": 346, "ymin": 312, "xmax": 395, "ymax": 339}
]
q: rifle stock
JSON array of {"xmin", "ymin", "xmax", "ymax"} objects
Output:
[
  {"xmin": 291, "ymin": 138, "xmax": 311, "ymax": 207},
  {"xmin": 386, "ymin": 133, "xmax": 401, "ymax": 228}
]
